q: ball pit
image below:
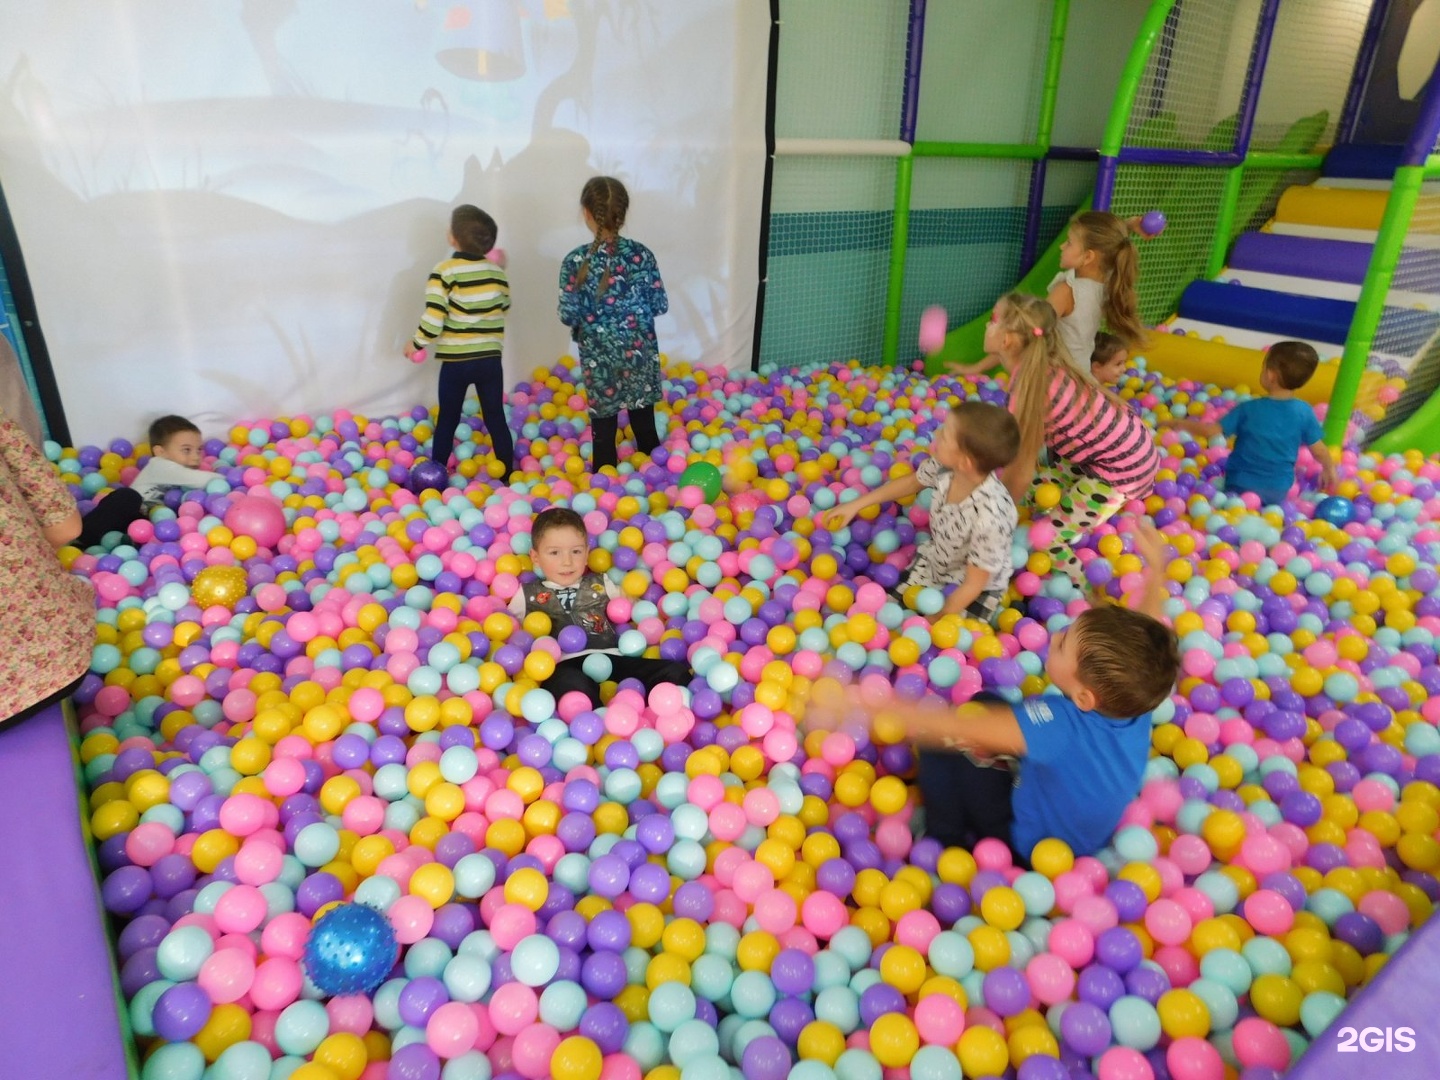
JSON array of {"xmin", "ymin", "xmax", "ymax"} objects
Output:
[{"xmin": 47, "ymin": 353, "xmax": 1440, "ymax": 1080}]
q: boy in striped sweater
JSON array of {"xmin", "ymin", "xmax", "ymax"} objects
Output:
[{"xmin": 410, "ymin": 204, "xmax": 516, "ymax": 481}]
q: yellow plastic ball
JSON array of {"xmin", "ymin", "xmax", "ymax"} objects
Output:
[
  {"xmin": 1249, "ymin": 973, "xmax": 1304, "ymax": 1026},
  {"xmin": 408, "ymin": 863, "xmax": 455, "ymax": 908},
  {"xmin": 979, "ymin": 886, "xmax": 1027, "ymax": 931},
  {"xmin": 878, "ymin": 944, "xmax": 927, "ymax": 995},
  {"xmin": 869, "ymin": 1013, "xmax": 920, "ymax": 1068},
  {"xmin": 551, "ymin": 1036, "xmax": 604, "ymax": 1080},
  {"xmin": 957, "ymin": 1025, "xmax": 1010, "ymax": 1078},
  {"xmin": 1156, "ymin": 988, "xmax": 1210, "ymax": 1039},
  {"xmin": 797, "ymin": 1020, "xmax": 846, "ymax": 1065},
  {"xmin": 505, "ymin": 866, "xmax": 550, "ymax": 912},
  {"xmin": 1028, "ymin": 838, "xmax": 1074, "ymax": 879}
]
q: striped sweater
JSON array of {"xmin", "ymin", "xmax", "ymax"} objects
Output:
[
  {"xmin": 1039, "ymin": 372, "xmax": 1159, "ymax": 496},
  {"xmin": 411, "ymin": 253, "xmax": 509, "ymax": 361}
]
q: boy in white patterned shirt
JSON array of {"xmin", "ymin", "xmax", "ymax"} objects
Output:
[{"xmin": 822, "ymin": 401, "xmax": 1020, "ymax": 622}]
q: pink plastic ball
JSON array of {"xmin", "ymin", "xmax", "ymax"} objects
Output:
[
  {"xmin": 427, "ymin": 1001, "xmax": 481, "ymax": 1059},
  {"xmin": 388, "ymin": 894, "xmax": 437, "ymax": 945},
  {"xmin": 1143, "ymin": 899, "xmax": 1193, "ymax": 947},
  {"xmin": 512, "ymin": 1023, "xmax": 562, "ymax": 1080},
  {"xmin": 1096, "ymin": 1046, "xmax": 1154, "ymax": 1080},
  {"xmin": 1242, "ymin": 889, "xmax": 1295, "ymax": 936},
  {"xmin": 197, "ymin": 948, "xmax": 257, "ymax": 1004},
  {"xmin": 224, "ymin": 495, "xmax": 287, "ymax": 548},
  {"xmin": 1166, "ymin": 1037, "xmax": 1224, "ymax": 1080},
  {"xmin": 490, "ymin": 903, "xmax": 538, "ymax": 950},
  {"xmin": 1231, "ymin": 1017, "xmax": 1290, "ymax": 1070},
  {"xmin": 1025, "ymin": 952, "xmax": 1076, "ymax": 1005},
  {"xmin": 914, "ymin": 993, "xmax": 965, "ymax": 1044},
  {"xmin": 801, "ymin": 892, "xmax": 849, "ymax": 939},
  {"xmin": 489, "ymin": 983, "xmax": 540, "ymax": 1036}
]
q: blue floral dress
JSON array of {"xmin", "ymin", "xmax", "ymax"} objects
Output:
[{"xmin": 558, "ymin": 236, "xmax": 669, "ymax": 418}]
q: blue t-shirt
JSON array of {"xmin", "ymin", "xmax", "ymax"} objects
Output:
[
  {"xmin": 1219, "ymin": 397, "xmax": 1323, "ymax": 503},
  {"xmin": 1010, "ymin": 694, "xmax": 1151, "ymax": 859}
]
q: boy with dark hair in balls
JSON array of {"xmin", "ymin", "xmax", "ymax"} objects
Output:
[
  {"xmin": 509, "ymin": 507, "xmax": 691, "ymax": 706},
  {"xmin": 1160, "ymin": 340, "xmax": 1336, "ymax": 505}
]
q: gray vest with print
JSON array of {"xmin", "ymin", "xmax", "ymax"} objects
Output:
[{"xmin": 523, "ymin": 573, "xmax": 617, "ymax": 651}]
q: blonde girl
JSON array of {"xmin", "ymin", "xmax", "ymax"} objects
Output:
[
  {"xmin": 1049, "ymin": 211, "xmax": 1146, "ymax": 370},
  {"xmin": 990, "ymin": 293, "xmax": 1159, "ymax": 587}
]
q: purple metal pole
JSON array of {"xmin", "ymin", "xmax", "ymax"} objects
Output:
[
  {"xmin": 1232, "ymin": 0, "xmax": 1282, "ymax": 154},
  {"xmin": 1401, "ymin": 51, "xmax": 1440, "ymax": 165},
  {"xmin": 1018, "ymin": 157, "xmax": 1050, "ymax": 272},
  {"xmin": 900, "ymin": 0, "xmax": 928, "ymax": 142},
  {"xmin": 1338, "ymin": 0, "xmax": 1392, "ymax": 145},
  {"xmin": 1095, "ymin": 157, "xmax": 1119, "ymax": 210}
]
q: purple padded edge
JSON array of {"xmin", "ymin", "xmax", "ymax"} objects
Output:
[
  {"xmin": 0, "ymin": 705, "xmax": 129, "ymax": 1080},
  {"xmin": 1288, "ymin": 918, "xmax": 1440, "ymax": 1079},
  {"xmin": 1229, "ymin": 233, "xmax": 1373, "ymax": 285}
]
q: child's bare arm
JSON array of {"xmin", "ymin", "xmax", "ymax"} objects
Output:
[
  {"xmin": 1047, "ymin": 279, "xmax": 1075, "ymax": 319},
  {"xmin": 880, "ymin": 697, "xmax": 1028, "ymax": 757},
  {"xmin": 1309, "ymin": 440, "xmax": 1337, "ymax": 490},
  {"xmin": 1130, "ymin": 520, "xmax": 1170, "ymax": 622},
  {"xmin": 819, "ymin": 473, "xmax": 923, "ymax": 530},
  {"xmin": 937, "ymin": 565, "xmax": 991, "ymax": 621}
]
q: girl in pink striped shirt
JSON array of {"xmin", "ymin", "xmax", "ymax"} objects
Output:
[{"xmin": 988, "ymin": 293, "xmax": 1159, "ymax": 587}]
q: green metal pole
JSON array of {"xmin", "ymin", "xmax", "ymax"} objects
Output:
[
  {"xmin": 1036, "ymin": 0, "xmax": 1070, "ymax": 148},
  {"xmin": 1323, "ymin": 165, "xmax": 1424, "ymax": 446},
  {"xmin": 882, "ymin": 153, "xmax": 914, "ymax": 369},
  {"xmin": 1205, "ymin": 167, "xmax": 1245, "ymax": 279},
  {"xmin": 1099, "ymin": 0, "xmax": 1182, "ymax": 157},
  {"xmin": 1243, "ymin": 152, "xmax": 1325, "ymax": 169},
  {"xmin": 910, "ymin": 142, "xmax": 1045, "ymax": 159}
]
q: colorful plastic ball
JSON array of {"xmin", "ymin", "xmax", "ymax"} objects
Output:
[
  {"xmin": 918, "ymin": 306, "xmax": 947, "ymax": 355},
  {"xmin": 677, "ymin": 462, "xmax": 724, "ymax": 502},
  {"xmin": 191, "ymin": 565, "xmax": 250, "ymax": 609},
  {"xmin": 1314, "ymin": 496, "xmax": 1354, "ymax": 525},
  {"xmin": 409, "ymin": 458, "xmax": 450, "ymax": 492},
  {"xmin": 1140, "ymin": 211, "xmax": 1167, "ymax": 236},
  {"xmin": 223, "ymin": 494, "xmax": 287, "ymax": 548},
  {"xmin": 301, "ymin": 902, "xmax": 399, "ymax": 995}
]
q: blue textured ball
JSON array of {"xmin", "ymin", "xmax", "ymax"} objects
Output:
[
  {"xmin": 1314, "ymin": 496, "xmax": 1354, "ymax": 526},
  {"xmin": 409, "ymin": 458, "xmax": 450, "ymax": 493},
  {"xmin": 302, "ymin": 902, "xmax": 398, "ymax": 994}
]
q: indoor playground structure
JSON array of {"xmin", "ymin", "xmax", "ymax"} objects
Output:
[
  {"xmin": 763, "ymin": 0, "xmax": 1440, "ymax": 457},
  {"xmin": 9, "ymin": 3, "xmax": 1440, "ymax": 1080}
]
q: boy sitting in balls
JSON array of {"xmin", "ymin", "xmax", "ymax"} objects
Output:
[
  {"xmin": 509, "ymin": 506, "xmax": 691, "ymax": 706},
  {"xmin": 860, "ymin": 522, "xmax": 1179, "ymax": 864},
  {"xmin": 1159, "ymin": 341, "xmax": 1337, "ymax": 506},
  {"xmin": 821, "ymin": 401, "xmax": 1021, "ymax": 623},
  {"xmin": 76, "ymin": 414, "xmax": 223, "ymax": 548}
]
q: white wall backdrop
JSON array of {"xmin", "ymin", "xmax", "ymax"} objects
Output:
[{"xmin": 0, "ymin": 0, "xmax": 769, "ymax": 444}]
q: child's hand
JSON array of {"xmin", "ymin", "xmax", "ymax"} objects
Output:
[
  {"xmin": 407, "ymin": 348, "xmax": 427, "ymax": 364},
  {"xmin": 1130, "ymin": 519, "xmax": 1169, "ymax": 568},
  {"xmin": 1319, "ymin": 460, "xmax": 1338, "ymax": 490},
  {"xmin": 819, "ymin": 503, "xmax": 860, "ymax": 531}
]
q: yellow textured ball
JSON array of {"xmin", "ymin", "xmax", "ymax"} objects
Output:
[{"xmin": 192, "ymin": 565, "xmax": 250, "ymax": 609}]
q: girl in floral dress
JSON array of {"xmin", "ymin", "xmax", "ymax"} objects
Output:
[{"xmin": 558, "ymin": 176, "xmax": 669, "ymax": 472}]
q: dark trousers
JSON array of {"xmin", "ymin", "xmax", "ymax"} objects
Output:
[
  {"xmin": 433, "ymin": 358, "xmax": 514, "ymax": 473},
  {"xmin": 591, "ymin": 407, "xmax": 660, "ymax": 472},
  {"xmin": 545, "ymin": 654, "xmax": 691, "ymax": 706},
  {"xmin": 76, "ymin": 487, "xmax": 145, "ymax": 549},
  {"xmin": 916, "ymin": 693, "xmax": 1022, "ymax": 861}
]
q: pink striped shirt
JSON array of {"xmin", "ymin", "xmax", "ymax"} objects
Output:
[{"xmin": 1020, "ymin": 372, "xmax": 1159, "ymax": 495}]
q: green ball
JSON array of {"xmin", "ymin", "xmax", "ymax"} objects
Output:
[{"xmin": 677, "ymin": 461, "xmax": 724, "ymax": 502}]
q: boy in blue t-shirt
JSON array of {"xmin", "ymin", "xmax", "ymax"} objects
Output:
[
  {"xmin": 1161, "ymin": 341, "xmax": 1336, "ymax": 506},
  {"xmin": 871, "ymin": 523, "xmax": 1179, "ymax": 863}
]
